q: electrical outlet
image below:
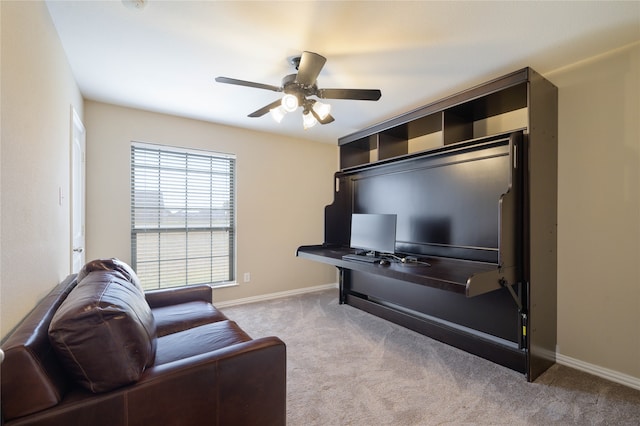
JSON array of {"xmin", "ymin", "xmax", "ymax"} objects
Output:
[{"xmin": 243, "ymin": 272, "xmax": 251, "ymax": 283}]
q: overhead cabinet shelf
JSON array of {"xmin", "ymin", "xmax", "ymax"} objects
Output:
[{"xmin": 339, "ymin": 70, "xmax": 529, "ymax": 170}]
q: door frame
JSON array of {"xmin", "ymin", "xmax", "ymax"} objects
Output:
[{"xmin": 70, "ymin": 106, "xmax": 86, "ymax": 273}]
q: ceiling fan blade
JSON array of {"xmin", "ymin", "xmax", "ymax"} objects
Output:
[
  {"xmin": 296, "ymin": 51, "xmax": 326, "ymax": 86},
  {"xmin": 248, "ymin": 99, "xmax": 283, "ymax": 118},
  {"xmin": 317, "ymin": 88, "xmax": 382, "ymax": 101},
  {"xmin": 215, "ymin": 76, "xmax": 282, "ymax": 92}
]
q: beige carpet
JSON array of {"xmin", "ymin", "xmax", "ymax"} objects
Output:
[{"xmin": 222, "ymin": 289, "xmax": 640, "ymax": 425}]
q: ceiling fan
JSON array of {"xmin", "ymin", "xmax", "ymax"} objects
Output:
[{"xmin": 215, "ymin": 51, "xmax": 382, "ymax": 129}]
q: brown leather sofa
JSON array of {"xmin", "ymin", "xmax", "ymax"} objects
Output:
[{"xmin": 1, "ymin": 259, "xmax": 286, "ymax": 425}]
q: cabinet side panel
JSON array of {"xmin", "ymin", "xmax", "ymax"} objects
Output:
[
  {"xmin": 527, "ymin": 71, "xmax": 559, "ymax": 380},
  {"xmin": 324, "ymin": 174, "xmax": 352, "ymax": 245}
]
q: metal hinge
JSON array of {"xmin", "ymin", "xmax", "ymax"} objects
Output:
[
  {"xmin": 499, "ymin": 278, "xmax": 522, "ymax": 311},
  {"xmin": 521, "ymin": 312, "xmax": 528, "ymax": 349},
  {"xmin": 499, "ymin": 278, "xmax": 528, "ymax": 349}
]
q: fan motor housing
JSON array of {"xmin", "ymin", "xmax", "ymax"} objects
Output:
[{"xmin": 282, "ymin": 74, "xmax": 317, "ymax": 98}]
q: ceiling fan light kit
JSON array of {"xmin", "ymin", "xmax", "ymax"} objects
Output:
[
  {"xmin": 281, "ymin": 94, "xmax": 299, "ymax": 112},
  {"xmin": 269, "ymin": 106, "xmax": 287, "ymax": 123},
  {"xmin": 312, "ymin": 101, "xmax": 331, "ymax": 120},
  {"xmin": 303, "ymin": 111, "xmax": 318, "ymax": 130},
  {"xmin": 270, "ymin": 98, "xmax": 331, "ymax": 129},
  {"xmin": 215, "ymin": 51, "xmax": 381, "ymax": 129}
]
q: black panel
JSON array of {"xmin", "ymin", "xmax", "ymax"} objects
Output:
[
  {"xmin": 346, "ymin": 295, "xmax": 526, "ymax": 373},
  {"xmin": 346, "ymin": 269, "xmax": 519, "ymax": 342},
  {"xmin": 350, "ymin": 139, "xmax": 512, "ymax": 262}
]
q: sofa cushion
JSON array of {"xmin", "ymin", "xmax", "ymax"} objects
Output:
[
  {"xmin": 154, "ymin": 320, "xmax": 251, "ymax": 365},
  {"xmin": 153, "ymin": 301, "xmax": 228, "ymax": 337},
  {"xmin": 48, "ymin": 271, "xmax": 157, "ymax": 393},
  {"xmin": 77, "ymin": 258, "xmax": 143, "ymax": 294}
]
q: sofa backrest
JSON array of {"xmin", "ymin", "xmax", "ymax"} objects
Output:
[{"xmin": 0, "ymin": 275, "xmax": 78, "ymax": 422}]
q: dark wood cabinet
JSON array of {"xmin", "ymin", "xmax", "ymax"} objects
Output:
[{"xmin": 298, "ymin": 67, "xmax": 557, "ymax": 381}]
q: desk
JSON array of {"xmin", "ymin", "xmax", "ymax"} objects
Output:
[{"xmin": 297, "ymin": 245, "xmax": 509, "ymax": 297}]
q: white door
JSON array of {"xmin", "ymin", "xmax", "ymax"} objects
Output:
[{"xmin": 71, "ymin": 107, "xmax": 86, "ymax": 273}]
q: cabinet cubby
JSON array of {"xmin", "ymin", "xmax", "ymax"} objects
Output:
[{"xmin": 339, "ymin": 135, "xmax": 376, "ymax": 169}]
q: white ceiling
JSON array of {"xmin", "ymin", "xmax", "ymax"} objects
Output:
[{"xmin": 45, "ymin": 1, "xmax": 640, "ymax": 145}]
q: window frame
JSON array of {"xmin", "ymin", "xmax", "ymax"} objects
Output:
[{"xmin": 130, "ymin": 141, "xmax": 237, "ymax": 290}]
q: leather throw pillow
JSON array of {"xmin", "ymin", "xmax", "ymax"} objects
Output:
[{"xmin": 48, "ymin": 271, "xmax": 157, "ymax": 393}]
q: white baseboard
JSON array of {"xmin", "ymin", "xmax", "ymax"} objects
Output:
[
  {"xmin": 213, "ymin": 282, "xmax": 338, "ymax": 308},
  {"xmin": 556, "ymin": 352, "xmax": 640, "ymax": 391}
]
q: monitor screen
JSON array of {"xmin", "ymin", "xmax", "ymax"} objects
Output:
[{"xmin": 350, "ymin": 213, "xmax": 397, "ymax": 254}]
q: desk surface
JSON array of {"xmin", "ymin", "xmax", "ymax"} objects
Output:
[{"xmin": 297, "ymin": 245, "xmax": 501, "ymax": 296}]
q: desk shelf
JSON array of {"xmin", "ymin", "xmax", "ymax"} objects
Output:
[{"xmin": 297, "ymin": 245, "xmax": 503, "ymax": 296}]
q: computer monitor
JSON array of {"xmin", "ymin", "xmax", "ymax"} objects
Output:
[{"xmin": 350, "ymin": 213, "xmax": 397, "ymax": 255}]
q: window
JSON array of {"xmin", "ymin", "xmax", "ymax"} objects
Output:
[{"xmin": 131, "ymin": 142, "xmax": 236, "ymax": 290}]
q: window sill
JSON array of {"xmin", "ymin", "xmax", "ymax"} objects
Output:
[{"xmin": 210, "ymin": 281, "xmax": 239, "ymax": 290}]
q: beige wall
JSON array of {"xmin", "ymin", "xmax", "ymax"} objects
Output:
[
  {"xmin": 549, "ymin": 42, "xmax": 640, "ymax": 380},
  {"xmin": 0, "ymin": 1, "xmax": 83, "ymax": 337},
  {"xmin": 83, "ymin": 101, "xmax": 337, "ymax": 302}
]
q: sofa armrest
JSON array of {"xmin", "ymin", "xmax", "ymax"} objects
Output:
[
  {"xmin": 128, "ymin": 336, "xmax": 286, "ymax": 425},
  {"xmin": 6, "ymin": 337, "xmax": 286, "ymax": 426},
  {"xmin": 144, "ymin": 284, "xmax": 213, "ymax": 308}
]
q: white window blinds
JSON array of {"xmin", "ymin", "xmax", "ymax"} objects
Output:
[{"xmin": 131, "ymin": 142, "xmax": 236, "ymax": 290}]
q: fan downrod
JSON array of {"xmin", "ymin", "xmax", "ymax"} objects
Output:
[{"xmin": 288, "ymin": 55, "xmax": 302, "ymax": 70}]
